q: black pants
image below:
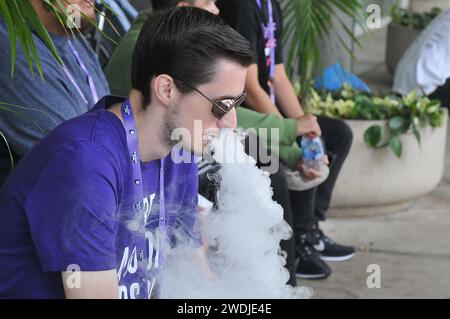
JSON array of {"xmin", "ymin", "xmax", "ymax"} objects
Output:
[
  {"xmin": 269, "ymin": 168, "xmax": 296, "ymax": 286},
  {"xmin": 244, "ymin": 136, "xmax": 296, "ymax": 286},
  {"xmin": 429, "ymin": 78, "xmax": 450, "ymax": 109},
  {"xmin": 289, "ymin": 116, "xmax": 353, "ymax": 235},
  {"xmin": 244, "ymin": 117, "xmax": 352, "ymax": 284}
]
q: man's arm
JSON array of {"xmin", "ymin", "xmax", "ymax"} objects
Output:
[
  {"xmin": 28, "ymin": 143, "xmax": 121, "ymax": 298},
  {"xmin": 244, "ymin": 64, "xmax": 283, "ymax": 116},
  {"xmin": 61, "ymin": 270, "xmax": 119, "ymax": 299},
  {"xmin": 273, "ymin": 64, "xmax": 304, "ymax": 119},
  {"xmin": 236, "ymin": 106, "xmax": 321, "ymax": 146}
]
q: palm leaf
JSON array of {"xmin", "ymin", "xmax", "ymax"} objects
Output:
[
  {"xmin": 0, "ymin": 0, "xmax": 63, "ymax": 79},
  {"xmin": 0, "ymin": 0, "xmax": 119, "ymax": 78},
  {"xmin": 281, "ymin": 0, "xmax": 366, "ymax": 96}
]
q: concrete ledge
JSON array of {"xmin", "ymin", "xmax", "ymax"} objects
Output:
[{"xmin": 330, "ymin": 109, "xmax": 448, "ymax": 217}]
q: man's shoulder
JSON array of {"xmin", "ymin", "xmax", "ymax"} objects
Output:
[
  {"xmin": 56, "ymin": 109, "xmax": 125, "ymax": 149},
  {"xmin": 27, "ymin": 109, "xmax": 124, "ymax": 173},
  {"xmin": 2, "ymin": 112, "xmax": 124, "ymax": 196}
]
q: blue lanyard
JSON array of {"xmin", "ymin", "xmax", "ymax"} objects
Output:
[
  {"xmin": 256, "ymin": 0, "xmax": 276, "ymax": 103},
  {"xmin": 120, "ymin": 99, "xmax": 166, "ymax": 298}
]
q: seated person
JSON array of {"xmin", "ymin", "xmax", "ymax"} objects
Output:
[
  {"xmin": 0, "ymin": 7, "xmax": 253, "ymax": 299},
  {"xmin": 217, "ymin": 0, "xmax": 356, "ymax": 279},
  {"xmin": 393, "ymin": 8, "xmax": 450, "ymax": 108},
  {"xmin": 0, "ymin": 0, "xmax": 110, "ymax": 185}
]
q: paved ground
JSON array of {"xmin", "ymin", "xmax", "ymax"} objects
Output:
[
  {"xmin": 297, "ymin": 28, "xmax": 450, "ymax": 299},
  {"xmin": 300, "ymin": 166, "xmax": 450, "ymax": 298}
]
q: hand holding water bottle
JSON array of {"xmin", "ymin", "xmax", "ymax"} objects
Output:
[
  {"xmin": 298, "ymin": 136, "xmax": 330, "ymax": 181},
  {"xmin": 301, "ymin": 136, "xmax": 325, "ymax": 170},
  {"xmin": 294, "ymin": 114, "xmax": 327, "ymax": 181}
]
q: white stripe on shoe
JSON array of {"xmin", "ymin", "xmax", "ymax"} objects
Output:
[{"xmin": 320, "ymin": 253, "xmax": 355, "ymax": 262}]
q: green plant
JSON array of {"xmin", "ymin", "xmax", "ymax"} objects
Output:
[
  {"xmin": 281, "ymin": 0, "xmax": 366, "ymax": 96},
  {"xmin": 307, "ymin": 84, "xmax": 446, "ymax": 158},
  {"xmin": 0, "ymin": 0, "xmax": 62, "ymax": 79},
  {"xmin": 390, "ymin": 4, "xmax": 442, "ymax": 30}
]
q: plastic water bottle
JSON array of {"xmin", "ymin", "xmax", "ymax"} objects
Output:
[{"xmin": 301, "ymin": 136, "xmax": 325, "ymax": 171}]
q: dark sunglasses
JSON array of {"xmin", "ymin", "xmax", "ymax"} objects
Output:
[{"xmin": 177, "ymin": 79, "xmax": 247, "ymax": 120}]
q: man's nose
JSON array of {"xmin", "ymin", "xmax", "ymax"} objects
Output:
[{"xmin": 218, "ymin": 108, "xmax": 237, "ymax": 129}]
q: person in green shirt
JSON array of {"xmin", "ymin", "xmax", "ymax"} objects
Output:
[{"xmin": 104, "ymin": 0, "xmax": 322, "ymax": 174}]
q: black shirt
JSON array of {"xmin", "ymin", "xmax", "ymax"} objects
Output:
[{"xmin": 217, "ymin": 0, "xmax": 284, "ymax": 95}]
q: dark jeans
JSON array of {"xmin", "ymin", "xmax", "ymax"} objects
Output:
[
  {"xmin": 429, "ymin": 78, "xmax": 450, "ymax": 109},
  {"xmin": 241, "ymin": 117, "xmax": 352, "ymax": 284},
  {"xmin": 244, "ymin": 135, "xmax": 296, "ymax": 286},
  {"xmin": 289, "ymin": 116, "xmax": 353, "ymax": 235},
  {"xmin": 269, "ymin": 168, "xmax": 296, "ymax": 286}
]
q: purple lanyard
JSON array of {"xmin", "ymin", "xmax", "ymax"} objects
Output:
[
  {"xmin": 120, "ymin": 100, "xmax": 166, "ymax": 287},
  {"xmin": 256, "ymin": 0, "xmax": 276, "ymax": 103},
  {"xmin": 62, "ymin": 39, "xmax": 99, "ymax": 105}
]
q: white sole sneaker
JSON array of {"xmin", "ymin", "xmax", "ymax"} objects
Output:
[
  {"xmin": 320, "ymin": 253, "xmax": 356, "ymax": 262},
  {"xmin": 295, "ymin": 272, "xmax": 330, "ymax": 279}
]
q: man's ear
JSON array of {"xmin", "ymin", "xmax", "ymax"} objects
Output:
[{"xmin": 152, "ymin": 74, "xmax": 174, "ymax": 108}]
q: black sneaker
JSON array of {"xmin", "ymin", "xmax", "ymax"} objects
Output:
[
  {"xmin": 313, "ymin": 229, "xmax": 356, "ymax": 262},
  {"xmin": 295, "ymin": 234, "xmax": 331, "ymax": 279}
]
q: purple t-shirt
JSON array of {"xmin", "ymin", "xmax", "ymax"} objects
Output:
[{"xmin": 0, "ymin": 96, "xmax": 200, "ymax": 299}]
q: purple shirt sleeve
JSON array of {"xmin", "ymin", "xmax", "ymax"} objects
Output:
[{"xmin": 25, "ymin": 141, "xmax": 122, "ymax": 272}]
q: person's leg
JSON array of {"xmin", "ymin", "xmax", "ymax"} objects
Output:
[
  {"xmin": 289, "ymin": 188, "xmax": 317, "ymax": 234},
  {"xmin": 243, "ymin": 134, "xmax": 297, "ymax": 286},
  {"xmin": 429, "ymin": 78, "xmax": 450, "ymax": 109},
  {"xmin": 290, "ymin": 117, "xmax": 355, "ymax": 264},
  {"xmin": 315, "ymin": 116, "xmax": 353, "ymax": 221},
  {"xmin": 298, "ymin": 117, "xmax": 356, "ymax": 262},
  {"xmin": 269, "ymin": 167, "xmax": 297, "ymax": 286},
  {"xmin": 289, "ymin": 187, "xmax": 331, "ymax": 279}
]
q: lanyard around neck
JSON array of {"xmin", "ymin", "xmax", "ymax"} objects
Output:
[
  {"xmin": 62, "ymin": 39, "xmax": 99, "ymax": 105},
  {"xmin": 256, "ymin": 0, "xmax": 276, "ymax": 103},
  {"xmin": 120, "ymin": 99, "xmax": 166, "ymax": 266}
]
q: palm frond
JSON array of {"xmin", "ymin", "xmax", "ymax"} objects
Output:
[
  {"xmin": 0, "ymin": 0, "xmax": 119, "ymax": 78},
  {"xmin": 281, "ymin": 0, "xmax": 366, "ymax": 95},
  {"xmin": 0, "ymin": 0, "xmax": 63, "ymax": 78}
]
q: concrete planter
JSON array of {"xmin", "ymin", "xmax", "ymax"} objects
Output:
[
  {"xmin": 329, "ymin": 109, "xmax": 448, "ymax": 217},
  {"xmin": 385, "ymin": 22, "xmax": 420, "ymax": 75},
  {"xmin": 409, "ymin": 0, "xmax": 450, "ymax": 13}
]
